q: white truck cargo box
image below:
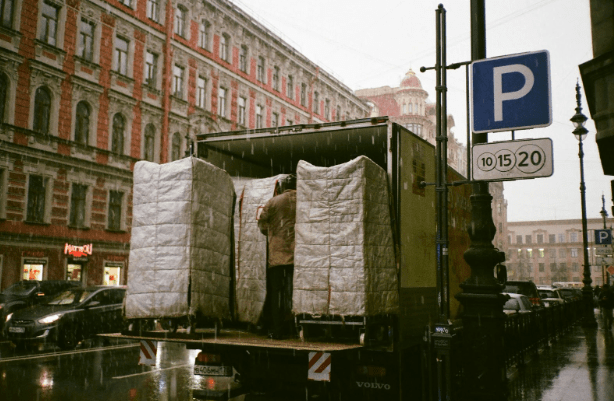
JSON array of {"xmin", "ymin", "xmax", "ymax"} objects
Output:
[
  {"xmin": 293, "ymin": 157, "xmax": 399, "ymax": 317},
  {"xmin": 125, "ymin": 157, "xmax": 235, "ymax": 320}
]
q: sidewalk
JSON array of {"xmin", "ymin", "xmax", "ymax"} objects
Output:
[{"xmin": 507, "ymin": 310, "xmax": 614, "ymax": 401}]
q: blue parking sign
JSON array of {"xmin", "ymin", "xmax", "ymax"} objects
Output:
[
  {"xmin": 595, "ymin": 229, "xmax": 612, "ymax": 245},
  {"xmin": 471, "ymin": 50, "xmax": 552, "ymax": 133}
]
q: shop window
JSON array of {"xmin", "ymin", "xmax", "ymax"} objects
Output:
[
  {"xmin": 26, "ymin": 175, "xmax": 48, "ymax": 223},
  {"xmin": 66, "ymin": 263, "xmax": 82, "ymax": 281},
  {"xmin": 70, "ymin": 183, "xmax": 88, "ymax": 228},
  {"xmin": 104, "ymin": 264, "xmax": 122, "ymax": 286},
  {"xmin": 74, "ymin": 101, "xmax": 91, "ymax": 145},
  {"xmin": 33, "ymin": 86, "xmax": 51, "ymax": 134},
  {"xmin": 108, "ymin": 190, "xmax": 123, "ymax": 231},
  {"xmin": 23, "ymin": 260, "xmax": 46, "ymax": 281}
]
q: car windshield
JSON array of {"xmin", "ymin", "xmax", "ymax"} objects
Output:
[
  {"xmin": 539, "ymin": 290, "xmax": 557, "ymax": 298},
  {"xmin": 559, "ymin": 289, "xmax": 575, "ymax": 297},
  {"xmin": 2, "ymin": 281, "xmax": 38, "ymax": 296},
  {"xmin": 46, "ymin": 289, "xmax": 93, "ymax": 305},
  {"xmin": 504, "ymin": 298, "xmax": 520, "ymax": 310}
]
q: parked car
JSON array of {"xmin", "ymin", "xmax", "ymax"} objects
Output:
[
  {"xmin": 0, "ymin": 280, "xmax": 79, "ymax": 334},
  {"xmin": 504, "ymin": 280, "xmax": 544, "ymax": 309},
  {"xmin": 502, "ymin": 293, "xmax": 534, "ymax": 315},
  {"xmin": 538, "ymin": 287, "xmax": 567, "ymax": 307},
  {"xmin": 5, "ymin": 285, "xmax": 126, "ymax": 349},
  {"xmin": 556, "ymin": 287, "xmax": 582, "ymax": 302}
]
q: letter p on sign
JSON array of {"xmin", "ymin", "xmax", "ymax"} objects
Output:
[
  {"xmin": 595, "ymin": 229, "xmax": 612, "ymax": 245},
  {"xmin": 472, "ymin": 50, "xmax": 551, "ymax": 133}
]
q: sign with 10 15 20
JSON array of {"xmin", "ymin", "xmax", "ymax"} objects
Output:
[{"xmin": 472, "ymin": 138, "xmax": 553, "ymax": 181}]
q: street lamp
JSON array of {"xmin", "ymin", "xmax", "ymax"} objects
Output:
[{"xmin": 571, "ymin": 82, "xmax": 598, "ymax": 327}]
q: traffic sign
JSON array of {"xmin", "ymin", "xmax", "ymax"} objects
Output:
[
  {"xmin": 595, "ymin": 229, "xmax": 612, "ymax": 245},
  {"xmin": 595, "ymin": 246, "xmax": 612, "ymax": 256},
  {"xmin": 608, "ymin": 266, "xmax": 614, "ymax": 275},
  {"xmin": 472, "ymin": 138, "xmax": 553, "ymax": 181},
  {"xmin": 471, "ymin": 50, "xmax": 552, "ymax": 133}
]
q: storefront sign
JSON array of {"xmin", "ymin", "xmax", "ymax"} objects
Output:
[{"xmin": 64, "ymin": 243, "xmax": 93, "ymax": 258}]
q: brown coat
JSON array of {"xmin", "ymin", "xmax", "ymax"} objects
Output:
[{"xmin": 258, "ymin": 189, "xmax": 297, "ymax": 267}]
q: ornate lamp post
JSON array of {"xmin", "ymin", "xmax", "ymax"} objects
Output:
[{"xmin": 571, "ymin": 82, "xmax": 598, "ymax": 327}]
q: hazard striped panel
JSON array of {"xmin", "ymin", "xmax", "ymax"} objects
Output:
[
  {"xmin": 138, "ymin": 339, "xmax": 157, "ymax": 366},
  {"xmin": 307, "ymin": 351, "xmax": 331, "ymax": 381}
]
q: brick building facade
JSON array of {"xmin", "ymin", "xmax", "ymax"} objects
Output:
[{"xmin": 0, "ymin": 0, "xmax": 369, "ymax": 290}]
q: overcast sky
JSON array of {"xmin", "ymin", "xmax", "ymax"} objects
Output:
[{"xmin": 231, "ymin": 0, "xmax": 611, "ymax": 223}]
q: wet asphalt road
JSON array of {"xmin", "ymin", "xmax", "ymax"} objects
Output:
[{"xmin": 1, "ymin": 311, "xmax": 613, "ymax": 401}]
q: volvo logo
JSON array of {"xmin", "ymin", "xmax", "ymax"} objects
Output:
[{"xmin": 356, "ymin": 381, "xmax": 391, "ymax": 390}]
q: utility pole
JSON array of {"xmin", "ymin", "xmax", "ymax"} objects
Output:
[{"xmin": 455, "ymin": 1, "xmax": 508, "ymax": 399}]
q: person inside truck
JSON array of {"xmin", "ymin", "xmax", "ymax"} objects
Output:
[{"xmin": 258, "ymin": 175, "xmax": 297, "ymax": 340}]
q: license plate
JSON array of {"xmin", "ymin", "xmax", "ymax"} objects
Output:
[
  {"xmin": 194, "ymin": 365, "xmax": 231, "ymax": 376},
  {"xmin": 8, "ymin": 326, "xmax": 25, "ymax": 333}
]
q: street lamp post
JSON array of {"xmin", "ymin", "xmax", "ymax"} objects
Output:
[{"xmin": 571, "ymin": 82, "xmax": 598, "ymax": 327}]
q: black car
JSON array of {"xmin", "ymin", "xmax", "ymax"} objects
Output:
[
  {"xmin": 5, "ymin": 285, "xmax": 126, "ymax": 349},
  {"xmin": 0, "ymin": 280, "xmax": 79, "ymax": 334},
  {"xmin": 504, "ymin": 280, "xmax": 544, "ymax": 309}
]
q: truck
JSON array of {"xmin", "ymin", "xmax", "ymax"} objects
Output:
[{"xmin": 109, "ymin": 117, "xmax": 473, "ymax": 401}]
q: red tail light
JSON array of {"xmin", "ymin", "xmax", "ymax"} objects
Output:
[
  {"xmin": 196, "ymin": 352, "xmax": 221, "ymax": 364},
  {"xmin": 206, "ymin": 377, "xmax": 216, "ymax": 390},
  {"xmin": 530, "ymin": 297, "xmax": 541, "ymax": 306}
]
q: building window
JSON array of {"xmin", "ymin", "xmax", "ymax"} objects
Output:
[
  {"xmin": 272, "ymin": 66, "xmax": 279, "ymax": 91},
  {"xmin": 538, "ymin": 248, "xmax": 545, "ymax": 258},
  {"xmin": 537, "ymin": 234, "xmax": 543, "ymax": 244},
  {"xmin": 199, "ymin": 20, "xmax": 210, "ymax": 49},
  {"xmin": 111, "ymin": 113, "xmax": 125, "ymax": 154},
  {"xmin": 33, "ymin": 87, "xmax": 51, "ymax": 134},
  {"xmin": 172, "ymin": 65, "xmax": 184, "ymax": 98},
  {"xmin": 1, "ymin": 0, "xmax": 14, "ymax": 29},
  {"xmin": 300, "ymin": 83, "xmax": 306, "ymax": 107},
  {"xmin": 175, "ymin": 6, "xmax": 186, "ymax": 37},
  {"xmin": 238, "ymin": 96, "xmax": 246, "ymax": 126},
  {"xmin": 287, "ymin": 75, "xmax": 293, "ymax": 99},
  {"xmin": 558, "ymin": 233, "xmax": 565, "ymax": 243},
  {"xmin": 549, "ymin": 248, "xmax": 556, "ymax": 258},
  {"xmin": 220, "ymin": 34, "xmax": 229, "ymax": 62},
  {"xmin": 144, "ymin": 124, "xmax": 155, "ymax": 161},
  {"xmin": 145, "ymin": 51, "xmax": 158, "ymax": 87},
  {"xmin": 69, "ymin": 183, "xmax": 88, "ymax": 228},
  {"xmin": 571, "ymin": 248, "xmax": 578, "ymax": 257},
  {"xmin": 550, "ymin": 263, "xmax": 556, "ymax": 272},
  {"xmin": 272, "ymin": 112, "xmax": 278, "ymax": 128},
  {"xmin": 336, "ymin": 105, "xmax": 341, "ymax": 121},
  {"xmin": 146, "ymin": 0, "xmax": 159, "ymax": 22},
  {"xmin": 527, "ymin": 249, "xmax": 533, "ymax": 258},
  {"xmin": 256, "ymin": 105, "xmax": 263, "ymax": 129},
  {"xmin": 26, "ymin": 175, "xmax": 47, "ymax": 223},
  {"xmin": 108, "ymin": 190, "xmax": 123, "ymax": 231},
  {"xmin": 325, "ymin": 98, "xmax": 330, "ymax": 119},
  {"xmin": 516, "ymin": 235, "xmax": 522, "ymax": 245},
  {"xmin": 40, "ymin": 1, "xmax": 59, "ymax": 46},
  {"xmin": 539, "ymin": 263, "xmax": 545, "ymax": 272},
  {"xmin": 114, "ymin": 37, "xmax": 129, "ymax": 75},
  {"xmin": 196, "ymin": 76, "xmax": 207, "ymax": 108},
  {"xmin": 78, "ymin": 20, "xmax": 95, "ymax": 61},
  {"xmin": 549, "ymin": 234, "xmax": 555, "ymax": 243},
  {"xmin": 74, "ymin": 101, "xmax": 90, "ymax": 145},
  {"xmin": 314, "ymin": 91, "xmax": 319, "ymax": 114},
  {"xmin": 525, "ymin": 235, "xmax": 532, "ymax": 244},
  {"xmin": 570, "ymin": 232, "xmax": 578, "ymax": 242},
  {"xmin": 559, "ymin": 263, "xmax": 567, "ymax": 271},
  {"xmin": 239, "ymin": 45, "xmax": 248, "ymax": 72},
  {"xmin": 559, "ymin": 248, "xmax": 566, "ymax": 258},
  {"xmin": 218, "ymin": 87, "xmax": 226, "ymax": 117},
  {"xmin": 171, "ymin": 132, "xmax": 182, "ymax": 161},
  {"xmin": 0, "ymin": 73, "xmax": 6, "ymax": 122},
  {"xmin": 257, "ymin": 56, "xmax": 265, "ymax": 83},
  {"xmin": 572, "ymin": 263, "xmax": 579, "ymax": 272}
]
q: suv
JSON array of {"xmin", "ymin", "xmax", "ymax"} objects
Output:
[
  {"xmin": 504, "ymin": 280, "xmax": 544, "ymax": 309},
  {"xmin": 0, "ymin": 280, "xmax": 80, "ymax": 334}
]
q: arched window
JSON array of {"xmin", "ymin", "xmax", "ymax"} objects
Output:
[
  {"xmin": 33, "ymin": 87, "xmax": 51, "ymax": 134},
  {"xmin": 172, "ymin": 132, "xmax": 182, "ymax": 161},
  {"xmin": 75, "ymin": 101, "xmax": 91, "ymax": 145},
  {"xmin": 0, "ymin": 73, "xmax": 7, "ymax": 123},
  {"xmin": 112, "ymin": 113, "xmax": 125, "ymax": 154},
  {"xmin": 144, "ymin": 124, "xmax": 155, "ymax": 161}
]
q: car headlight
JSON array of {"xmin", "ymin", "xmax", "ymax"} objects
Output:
[
  {"xmin": 6, "ymin": 313, "xmax": 13, "ymax": 323},
  {"xmin": 39, "ymin": 314, "xmax": 61, "ymax": 324}
]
